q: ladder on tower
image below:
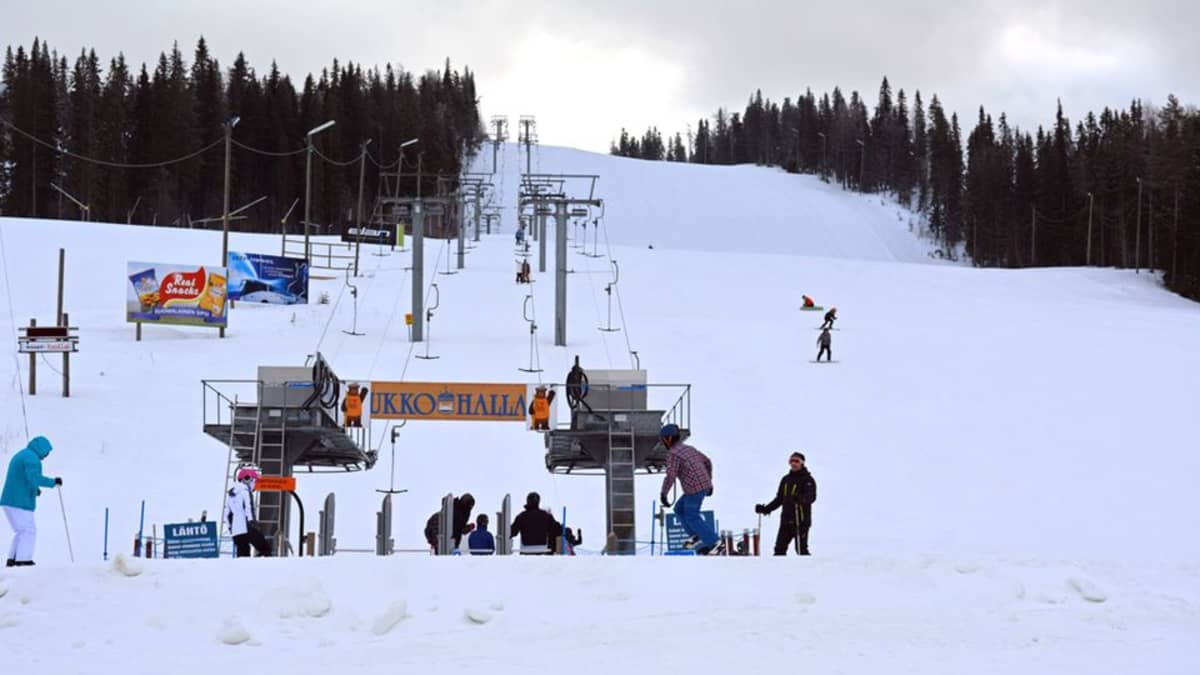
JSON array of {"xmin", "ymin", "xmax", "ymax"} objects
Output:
[
  {"xmin": 255, "ymin": 407, "xmax": 289, "ymax": 549},
  {"xmin": 606, "ymin": 412, "xmax": 637, "ymax": 553},
  {"xmin": 220, "ymin": 397, "xmax": 261, "ymax": 524}
]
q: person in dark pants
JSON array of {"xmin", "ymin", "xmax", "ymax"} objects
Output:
[
  {"xmin": 224, "ymin": 466, "xmax": 273, "ymax": 558},
  {"xmin": 510, "ymin": 492, "xmax": 562, "ymax": 555},
  {"xmin": 816, "ymin": 327, "xmax": 833, "ymax": 362},
  {"xmin": 755, "ymin": 452, "xmax": 817, "ymax": 555},
  {"xmin": 821, "ymin": 307, "xmax": 837, "ymax": 330},
  {"xmin": 424, "ymin": 493, "xmax": 476, "ymax": 554}
]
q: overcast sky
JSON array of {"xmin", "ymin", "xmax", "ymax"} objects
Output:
[{"xmin": 3, "ymin": 1, "xmax": 1197, "ymax": 153}]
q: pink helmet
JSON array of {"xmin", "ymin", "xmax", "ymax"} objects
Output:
[{"xmin": 236, "ymin": 465, "xmax": 261, "ymax": 483}]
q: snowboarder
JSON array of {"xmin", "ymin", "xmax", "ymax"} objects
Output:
[
  {"xmin": 822, "ymin": 307, "xmax": 837, "ymax": 330},
  {"xmin": 467, "ymin": 513, "xmax": 495, "ymax": 555},
  {"xmin": 342, "ymin": 383, "xmax": 368, "ymax": 428},
  {"xmin": 529, "ymin": 385, "xmax": 556, "ymax": 430},
  {"xmin": 816, "ymin": 327, "xmax": 833, "ymax": 362},
  {"xmin": 659, "ymin": 424, "xmax": 722, "ymax": 555},
  {"xmin": 224, "ymin": 465, "xmax": 273, "ymax": 558},
  {"xmin": 1, "ymin": 436, "xmax": 61, "ymax": 567},
  {"xmin": 801, "ymin": 294, "xmax": 816, "ymax": 309},
  {"xmin": 510, "ymin": 492, "xmax": 563, "ymax": 555},
  {"xmin": 755, "ymin": 452, "xmax": 817, "ymax": 555},
  {"xmin": 424, "ymin": 493, "xmax": 476, "ymax": 554}
]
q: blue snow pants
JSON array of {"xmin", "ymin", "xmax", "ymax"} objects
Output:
[{"xmin": 674, "ymin": 491, "xmax": 718, "ymax": 549}]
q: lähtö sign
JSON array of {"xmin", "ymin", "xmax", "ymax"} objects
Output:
[
  {"xmin": 370, "ymin": 382, "xmax": 528, "ymax": 422},
  {"xmin": 127, "ymin": 262, "xmax": 228, "ymax": 328},
  {"xmin": 163, "ymin": 521, "xmax": 219, "ymax": 558}
]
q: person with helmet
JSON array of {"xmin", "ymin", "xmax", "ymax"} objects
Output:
[
  {"xmin": 510, "ymin": 491, "xmax": 563, "ymax": 555},
  {"xmin": 424, "ymin": 493, "xmax": 476, "ymax": 554},
  {"xmin": 342, "ymin": 383, "xmax": 368, "ymax": 428},
  {"xmin": 529, "ymin": 386, "xmax": 556, "ymax": 431},
  {"xmin": 659, "ymin": 424, "xmax": 722, "ymax": 555},
  {"xmin": 224, "ymin": 465, "xmax": 272, "ymax": 558},
  {"xmin": 822, "ymin": 307, "xmax": 837, "ymax": 330},
  {"xmin": 755, "ymin": 452, "xmax": 818, "ymax": 555},
  {"xmin": 2, "ymin": 436, "xmax": 61, "ymax": 567}
]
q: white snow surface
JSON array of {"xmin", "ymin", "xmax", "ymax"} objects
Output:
[{"xmin": 0, "ymin": 142, "xmax": 1198, "ymax": 673}]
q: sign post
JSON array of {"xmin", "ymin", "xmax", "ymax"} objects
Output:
[
  {"xmin": 664, "ymin": 511, "xmax": 716, "ymax": 553},
  {"xmin": 18, "ymin": 322, "xmax": 79, "ymax": 397},
  {"xmin": 163, "ymin": 521, "xmax": 219, "ymax": 559}
]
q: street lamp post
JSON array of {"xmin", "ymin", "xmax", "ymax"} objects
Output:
[
  {"xmin": 817, "ymin": 132, "xmax": 827, "ymax": 179},
  {"xmin": 856, "ymin": 138, "xmax": 866, "ymax": 192},
  {"xmin": 220, "ymin": 114, "xmax": 240, "ymax": 339},
  {"xmin": 304, "ymin": 119, "xmax": 336, "ymax": 262},
  {"xmin": 354, "ymin": 138, "xmax": 372, "ymax": 276}
]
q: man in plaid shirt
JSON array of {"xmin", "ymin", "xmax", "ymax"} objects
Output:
[{"xmin": 659, "ymin": 424, "xmax": 721, "ymax": 554}]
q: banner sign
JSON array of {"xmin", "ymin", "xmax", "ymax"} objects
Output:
[
  {"xmin": 163, "ymin": 521, "xmax": 219, "ymax": 559},
  {"xmin": 341, "ymin": 223, "xmax": 397, "ymax": 246},
  {"xmin": 228, "ymin": 251, "xmax": 309, "ymax": 305},
  {"xmin": 665, "ymin": 511, "xmax": 716, "ymax": 552},
  {"xmin": 127, "ymin": 262, "xmax": 228, "ymax": 328},
  {"xmin": 370, "ymin": 382, "xmax": 529, "ymax": 422},
  {"xmin": 255, "ymin": 476, "xmax": 296, "ymax": 492}
]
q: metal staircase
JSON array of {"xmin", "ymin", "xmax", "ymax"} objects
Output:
[
  {"xmin": 220, "ymin": 397, "xmax": 261, "ymax": 525},
  {"xmin": 605, "ymin": 413, "xmax": 637, "ymax": 552},
  {"xmin": 255, "ymin": 408, "xmax": 288, "ymax": 543}
]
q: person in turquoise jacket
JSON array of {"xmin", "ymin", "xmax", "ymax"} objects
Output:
[{"xmin": 1, "ymin": 436, "xmax": 61, "ymax": 567}]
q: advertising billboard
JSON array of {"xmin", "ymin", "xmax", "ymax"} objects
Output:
[
  {"xmin": 228, "ymin": 251, "xmax": 309, "ymax": 305},
  {"xmin": 369, "ymin": 382, "xmax": 531, "ymax": 423},
  {"xmin": 126, "ymin": 262, "xmax": 228, "ymax": 328}
]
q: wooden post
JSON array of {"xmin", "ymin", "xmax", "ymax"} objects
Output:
[
  {"xmin": 136, "ymin": 322, "xmax": 142, "ymax": 342},
  {"xmin": 28, "ymin": 318, "xmax": 36, "ymax": 396},
  {"xmin": 62, "ymin": 312, "xmax": 70, "ymax": 398},
  {"xmin": 56, "ymin": 248, "xmax": 64, "ymax": 325},
  {"xmin": 1030, "ymin": 206, "xmax": 1037, "ymax": 267},
  {"xmin": 305, "ymin": 532, "xmax": 315, "ymax": 557}
]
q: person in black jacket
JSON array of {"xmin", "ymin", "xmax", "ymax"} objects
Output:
[
  {"xmin": 510, "ymin": 492, "xmax": 562, "ymax": 555},
  {"xmin": 424, "ymin": 493, "xmax": 475, "ymax": 554},
  {"xmin": 755, "ymin": 452, "xmax": 817, "ymax": 555}
]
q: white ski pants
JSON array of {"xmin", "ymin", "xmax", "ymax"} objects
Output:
[{"xmin": 4, "ymin": 506, "xmax": 37, "ymax": 562}]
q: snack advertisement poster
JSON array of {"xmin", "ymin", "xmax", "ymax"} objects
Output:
[{"xmin": 126, "ymin": 261, "xmax": 228, "ymax": 328}]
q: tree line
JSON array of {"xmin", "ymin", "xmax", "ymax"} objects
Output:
[
  {"xmin": 0, "ymin": 37, "xmax": 484, "ymax": 231},
  {"xmin": 611, "ymin": 79, "xmax": 1200, "ymax": 302}
]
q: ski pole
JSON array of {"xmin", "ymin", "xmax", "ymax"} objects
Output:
[{"xmin": 58, "ymin": 487, "xmax": 75, "ymax": 563}]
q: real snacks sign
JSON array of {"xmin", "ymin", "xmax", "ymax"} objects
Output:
[{"xmin": 126, "ymin": 262, "xmax": 228, "ymax": 328}]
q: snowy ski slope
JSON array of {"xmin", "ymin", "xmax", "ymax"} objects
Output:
[{"xmin": 0, "ymin": 142, "xmax": 1197, "ymax": 673}]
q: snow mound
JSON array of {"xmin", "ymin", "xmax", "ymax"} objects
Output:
[
  {"xmin": 465, "ymin": 608, "xmax": 493, "ymax": 625},
  {"xmin": 269, "ymin": 581, "xmax": 333, "ymax": 619},
  {"xmin": 111, "ymin": 554, "xmax": 144, "ymax": 577},
  {"xmin": 1069, "ymin": 577, "xmax": 1108, "ymax": 603},
  {"xmin": 794, "ymin": 592, "xmax": 817, "ymax": 606},
  {"xmin": 217, "ymin": 616, "xmax": 251, "ymax": 645},
  {"xmin": 370, "ymin": 600, "xmax": 408, "ymax": 636}
]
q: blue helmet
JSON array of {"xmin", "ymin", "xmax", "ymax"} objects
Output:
[{"xmin": 659, "ymin": 423, "xmax": 680, "ymax": 440}]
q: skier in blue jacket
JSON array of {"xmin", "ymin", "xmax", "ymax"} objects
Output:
[
  {"xmin": 467, "ymin": 513, "xmax": 495, "ymax": 555},
  {"xmin": 1, "ymin": 436, "xmax": 61, "ymax": 567}
]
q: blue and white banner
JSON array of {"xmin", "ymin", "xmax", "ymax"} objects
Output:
[{"xmin": 228, "ymin": 252, "xmax": 309, "ymax": 305}]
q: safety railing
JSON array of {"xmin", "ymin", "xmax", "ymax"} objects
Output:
[{"xmin": 281, "ymin": 235, "xmax": 357, "ymax": 271}]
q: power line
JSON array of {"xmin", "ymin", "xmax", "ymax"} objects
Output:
[
  {"xmin": 0, "ymin": 115, "xmax": 222, "ymax": 169},
  {"xmin": 312, "ymin": 146, "xmax": 361, "ymax": 167},
  {"xmin": 231, "ymin": 138, "xmax": 306, "ymax": 158}
]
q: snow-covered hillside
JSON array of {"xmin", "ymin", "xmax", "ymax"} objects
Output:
[{"xmin": 0, "ymin": 143, "xmax": 1198, "ymax": 673}]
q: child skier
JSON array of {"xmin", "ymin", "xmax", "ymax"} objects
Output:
[
  {"xmin": 822, "ymin": 307, "xmax": 837, "ymax": 330},
  {"xmin": 816, "ymin": 327, "xmax": 833, "ymax": 362}
]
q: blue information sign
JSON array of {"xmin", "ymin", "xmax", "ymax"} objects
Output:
[
  {"xmin": 664, "ymin": 510, "xmax": 716, "ymax": 552},
  {"xmin": 228, "ymin": 251, "xmax": 309, "ymax": 305},
  {"xmin": 163, "ymin": 521, "xmax": 219, "ymax": 559}
]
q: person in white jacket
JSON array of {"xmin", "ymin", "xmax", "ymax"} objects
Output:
[{"xmin": 224, "ymin": 465, "xmax": 272, "ymax": 558}]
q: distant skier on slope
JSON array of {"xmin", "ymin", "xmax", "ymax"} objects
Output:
[
  {"xmin": 816, "ymin": 327, "xmax": 833, "ymax": 362},
  {"xmin": 822, "ymin": 307, "xmax": 837, "ymax": 330},
  {"xmin": 659, "ymin": 424, "xmax": 722, "ymax": 555},
  {"xmin": 801, "ymin": 294, "xmax": 816, "ymax": 309},
  {"xmin": 224, "ymin": 465, "xmax": 273, "ymax": 558},
  {"xmin": 755, "ymin": 452, "xmax": 817, "ymax": 555},
  {"xmin": 1, "ymin": 436, "xmax": 61, "ymax": 567}
]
